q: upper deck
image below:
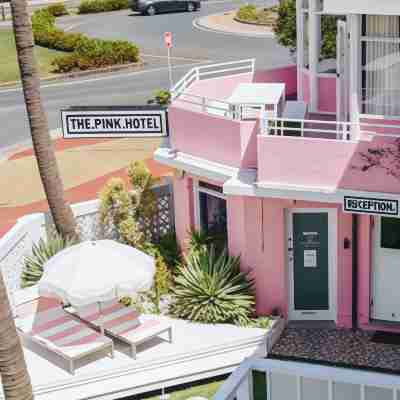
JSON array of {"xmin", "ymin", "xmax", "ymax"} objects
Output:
[{"xmin": 157, "ymin": 60, "xmax": 400, "ymax": 199}]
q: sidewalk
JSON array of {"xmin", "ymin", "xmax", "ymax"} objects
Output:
[
  {"xmin": 0, "ymin": 136, "xmax": 173, "ymax": 237},
  {"xmin": 194, "ymin": 10, "xmax": 275, "ymax": 37}
]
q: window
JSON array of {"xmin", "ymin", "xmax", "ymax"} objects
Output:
[
  {"xmin": 381, "ymin": 217, "xmax": 400, "ymax": 249},
  {"xmin": 196, "ymin": 181, "xmax": 227, "ymax": 245}
]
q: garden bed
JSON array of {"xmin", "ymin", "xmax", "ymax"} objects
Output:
[{"xmin": 234, "ymin": 5, "xmax": 278, "ymax": 27}]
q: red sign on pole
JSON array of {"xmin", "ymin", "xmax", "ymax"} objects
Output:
[{"xmin": 164, "ymin": 31, "xmax": 172, "ymax": 48}]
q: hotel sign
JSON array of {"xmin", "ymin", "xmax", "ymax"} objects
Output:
[
  {"xmin": 343, "ymin": 196, "xmax": 399, "ymax": 217},
  {"xmin": 61, "ymin": 106, "xmax": 168, "ymax": 138}
]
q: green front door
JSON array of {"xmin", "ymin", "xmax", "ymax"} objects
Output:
[{"xmin": 293, "ymin": 212, "xmax": 329, "ymax": 311}]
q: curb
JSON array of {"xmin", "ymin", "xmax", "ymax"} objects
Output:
[
  {"xmin": 0, "ymin": 61, "xmax": 145, "ymax": 90},
  {"xmin": 193, "ymin": 12, "xmax": 275, "ymax": 38},
  {"xmin": 233, "ymin": 16, "xmax": 271, "ymax": 27},
  {"xmin": 0, "ymin": 129, "xmax": 62, "ymax": 164}
]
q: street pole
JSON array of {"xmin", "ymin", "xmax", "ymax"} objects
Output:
[{"xmin": 167, "ymin": 45, "xmax": 173, "ymax": 90}]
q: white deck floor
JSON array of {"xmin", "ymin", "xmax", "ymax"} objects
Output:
[{"xmin": 2, "ymin": 288, "xmax": 268, "ymax": 400}]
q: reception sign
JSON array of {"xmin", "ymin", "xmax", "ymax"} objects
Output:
[
  {"xmin": 343, "ymin": 196, "xmax": 399, "ymax": 217},
  {"xmin": 61, "ymin": 106, "xmax": 168, "ymax": 138}
]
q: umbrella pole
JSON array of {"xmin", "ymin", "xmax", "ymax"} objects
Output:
[{"xmin": 98, "ymin": 301, "xmax": 105, "ymax": 335}]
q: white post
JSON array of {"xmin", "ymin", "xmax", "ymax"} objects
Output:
[
  {"xmin": 308, "ymin": 0, "xmax": 320, "ymax": 112},
  {"xmin": 296, "ymin": 0, "xmax": 304, "ymax": 101},
  {"xmin": 167, "ymin": 46, "xmax": 173, "ymax": 90},
  {"xmin": 349, "ymin": 14, "xmax": 361, "ymax": 139}
]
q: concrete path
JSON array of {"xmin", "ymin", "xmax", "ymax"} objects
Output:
[{"xmin": 0, "ymin": 137, "xmax": 172, "ymax": 237}]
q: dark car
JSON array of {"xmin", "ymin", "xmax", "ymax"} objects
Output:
[{"xmin": 130, "ymin": 0, "xmax": 200, "ymax": 15}]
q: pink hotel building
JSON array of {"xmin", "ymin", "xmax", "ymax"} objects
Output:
[{"xmin": 155, "ymin": 0, "xmax": 400, "ymax": 332}]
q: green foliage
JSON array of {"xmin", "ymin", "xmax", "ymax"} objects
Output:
[
  {"xmin": 21, "ymin": 233, "xmax": 78, "ymax": 288},
  {"xmin": 31, "ymin": 7, "xmax": 139, "ymax": 73},
  {"xmin": 148, "ymin": 90, "xmax": 171, "ymax": 106},
  {"xmin": 245, "ymin": 317, "xmax": 272, "ymax": 329},
  {"xmin": 154, "ymin": 232, "xmax": 181, "ymax": 271},
  {"xmin": 273, "ymin": 0, "xmax": 339, "ymax": 59},
  {"xmin": 78, "ymin": 0, "xmax": 129, "ymax": 14},
  {"xmin": 236, "ymin": 4, "xmax": 257, "ymax": 22},
  {"xmin": 170, "ymin": 246, "xmax": 255, "ymax": 325},
  {"xmin": 46, "ymin": 2, "xmax": 68, "ymax": 16},
  {"xmin": 141, "ymin": 243, "xmax": 173, "ymax": 300}
]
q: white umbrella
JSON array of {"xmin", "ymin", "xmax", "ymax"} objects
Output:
[{"xmin": 38, "ymin": 240, "xmax": 155, "ymax": 307}]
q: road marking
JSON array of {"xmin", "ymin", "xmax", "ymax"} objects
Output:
[
  {"xmin": 0, "ymin": 61, "xmax": 210, "ymax": 94},
  {"xmin": 142, "ymin": 53, "xmax": 210, "ymax": 62}
]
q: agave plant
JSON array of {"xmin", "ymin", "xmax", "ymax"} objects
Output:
[
  {"xmin": 21, "ymin": 233, "xmax": 78, "ymax": 288},
  {"xmin": 170, "ymin": 246, "xmax": 255, "ymax": 325}
]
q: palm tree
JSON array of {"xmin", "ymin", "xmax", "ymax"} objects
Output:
[
  {"xmin": 10, "ymin": 0, "xmax": 77, "ymax": 240},
  {"xmin": 0, "ymin": 272, "xmax": 33, "ymax": 400}
]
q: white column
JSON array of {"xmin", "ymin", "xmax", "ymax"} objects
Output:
[
  {"xmin": 308, "ymin": 0, "xmax": 320, "ymax": 112},
  {"xmin": 349, "ymin": 14, "xmax": 361, "ymax": 137},
  {"xmin": 296, "ymin": 0, "xmax": 304, "ymax": 100}
]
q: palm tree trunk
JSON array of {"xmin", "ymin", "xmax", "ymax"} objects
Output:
[
  {"xmin": 0, "ymin": 272, "xmax": 33, "ymax": 400},
  {"xmin": 10, "ymin": 0, "xmax": 77, "ymax": 240}
]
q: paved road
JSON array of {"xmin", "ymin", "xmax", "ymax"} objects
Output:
[{"xmin": 0, "ymin": 0, "xmax": 291, "ymax": 150}]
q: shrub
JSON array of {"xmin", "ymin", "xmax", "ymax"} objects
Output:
[
  {"xmin": 148, "ymin": 90, "xmax": 171, "ymax": 106},
  {"xmin": 154, "ymin": 231, "xmax": 181, "ymax": 271},
  {"xmin": 170, "ymin": 246, "xmax": 255, "ymax": 325},
  {"xmin": 21, "ymin": 233, "xmax": 79, "ymax": 288},
  {"xmin": 273, "ymin": 0, "xmax": 338, "ymax": 59},
  {"xmin": 236, "ymin": 4, "xmax": 257, "ymax": 22},
  {"xmin": 78, "ymin": 0, "xmax": 129, "ymax": 14},
  {"xmin": 31, "ymin": 6, "xmax": 139, "ymax": 73},
  {"xmin": 47, "ymin": 2, "xmax": 68, "ymax": 16}
]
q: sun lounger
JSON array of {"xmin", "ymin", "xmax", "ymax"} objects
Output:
[
  {"xmin": 15, "ymin": 297, "xmax": 114, "ymax": 374},
  {"xmin": 76, "ymin": 300, "xmax": 173, "ymax": 358}
]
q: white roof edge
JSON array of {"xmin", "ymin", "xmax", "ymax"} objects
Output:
[{"xmin": 154, "ymin": 148, "xmax": 238, "ymax": 183}]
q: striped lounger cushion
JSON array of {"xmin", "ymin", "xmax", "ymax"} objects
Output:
[
  {"xmin": 78, "ymin": 300, "xmax": 163, "ymax": 339},
  {"xmin": 16, "ymin": 297, "xmax": 112, "ymax": 359}
]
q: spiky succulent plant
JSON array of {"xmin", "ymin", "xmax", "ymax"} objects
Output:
[
  {"xmin": 21, "ymin": 233, "xmax": 78, "ymax": 288},
  {"xmin": 170, "ymin": 246, "xmax": 255, "ymax": 325}
]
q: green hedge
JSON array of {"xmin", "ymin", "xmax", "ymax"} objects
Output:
[
  {"xmin": 236, "ymin": 5, "xmax": 257, "ymax": 22},
  {"xmin": 47, "ymin": 2, "xmax": 68, "ymax": 16},
  {"xmin": 31, "ymin": 7, "xmax": 139, "ymax": 72},
  {"xmin": 78, "ymin": 0, "xmax": 129, "ymax": 14}
]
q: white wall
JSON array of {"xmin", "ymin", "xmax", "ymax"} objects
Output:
[{"xmin": 324, "ymin": 0, "xmax": 400, "ymax": 15}]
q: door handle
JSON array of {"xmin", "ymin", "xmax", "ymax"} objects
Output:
[{"xmin": 288, "ymin": 248, "xmax": 293, "ymax": 251}]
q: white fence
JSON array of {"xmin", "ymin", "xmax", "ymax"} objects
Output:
[
  {"xmin": 214, "ymin": 357, "xmax": 400, "ymax": 400},
  {"xmin": 171, "ymin": 59, "xmax": 255, "ymax": 119},
  {"xmin": 0, "ymin": 182, "xmax": 174, "ymax": 310}
]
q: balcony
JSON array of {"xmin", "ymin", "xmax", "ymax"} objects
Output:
[{"xmin": 165, "ymin": 59, "xmax": 400, "ymax": 196}]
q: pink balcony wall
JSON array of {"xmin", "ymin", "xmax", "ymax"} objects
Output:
[
  {"xmin": 257, "ymin": 135, "xmax": 358, "ymax": 190},
  {"xmin": 318, "ymin": 75, "xmax": 336, "ymax": 113}
]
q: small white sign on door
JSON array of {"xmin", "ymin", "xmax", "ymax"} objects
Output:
[{"xmin": 304, "ymin": 250, "xmax": 317, "ymax": 268}]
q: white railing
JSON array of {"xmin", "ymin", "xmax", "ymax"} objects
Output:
[
  {"xmin": 261, "ymin": 117, "xmax": 400, "ymax": 142},
  {"xmin": 214, "ymin": 357, "xmax": 400, "ymax": 400},
  {"xmin": 260, "ymin": 117, "xmax": 356, "ymax": 141},
  {"xmin": 171, "ymin": 59, "xmax": 255, "ymax": 118}
]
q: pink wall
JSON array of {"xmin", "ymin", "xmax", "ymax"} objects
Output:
[
  {"xmin": 170, "ymin": 106, "xmax": 243, "ymax": 167},
  {"xmin": 257, "ymin": 135, "xmax": 358, "ymax": 189},
  {"xmin": 302, "ymin": 69, "xmax": 310, "ymax": 104},
  {"xmin": 172, "ymin": 175, "xmax": 194, "ymax": 252},
  {"xmin": 253, "ymin": 65, "xmax": 297, "ymax": 97},
  {"xmin": 227, "ymin": 194, "xmax": 353, "ymax": 326},
  {"xmin": 318, "ymin": 75, "xmax": 337, "ymax": 113},
  {"xmin": 169, "ymin": 106, "xmax": 259, "ymax": 169}
]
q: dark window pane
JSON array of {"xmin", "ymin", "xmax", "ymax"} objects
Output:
[
  {"xmin": 199, "ymin": 192, "xmax": 227, "ymax": 241},
  {"xmin": 198, "ymin": 181, "xmax": 223, "ymax": 194},
  {"xmin": 381, "ymin": 217, "xmax": 400, "ymax": 249},
  {"xmin": 252, "ymin": 370, "xmax": 267, "ymax": 400}
]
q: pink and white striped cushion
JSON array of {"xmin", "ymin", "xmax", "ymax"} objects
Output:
[{"xmin": 16, "ymin": 297, "xmax": 111, "ymax": 353}]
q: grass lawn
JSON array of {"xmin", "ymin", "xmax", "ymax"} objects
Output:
[
  {"xmin": 143, "ymin": 372, "xmax": 268, "ymax": 400},
  {"xmin": 0, "ymin": 29, "xmax": 65, "ymax": 84},
  {"xmin": 145, "ymin": 378, "xmax": 225, "ymax": 400}
]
